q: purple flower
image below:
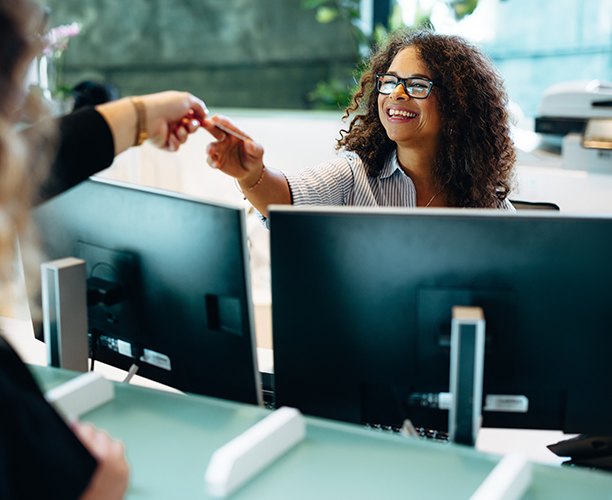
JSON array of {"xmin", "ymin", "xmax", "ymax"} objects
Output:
[{"xmin": 43, "ymin": 22, "xmax": 81, "ymax": 56}]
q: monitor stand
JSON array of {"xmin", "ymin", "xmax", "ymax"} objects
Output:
[{"xmin": 448, "ymin": 306, "xmax": 485, "ymax": 446}]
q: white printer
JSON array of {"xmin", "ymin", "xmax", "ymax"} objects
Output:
[
  {"xmin": 535, "ymin": 80, "xmax": 612, "ymax": 136},
  {"xmin": 535, "ymin": 80, "xmax": 612, "ymax": 172}
]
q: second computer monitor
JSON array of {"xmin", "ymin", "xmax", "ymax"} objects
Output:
[
  {"xmin": 270, "ymin": 206, "xmax": 612, "ymax": 434},
  {"xmin": 33, "ymin": 178, "xmax": 261, "ymax": 405}
]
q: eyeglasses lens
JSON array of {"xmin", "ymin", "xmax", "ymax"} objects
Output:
[{"xmin": 376, "ymin": 75, "xmax": 431, "ymax": 99}]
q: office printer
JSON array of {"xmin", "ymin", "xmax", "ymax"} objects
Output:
[
  {"xmin": 535, "ymin": 80, "xmax": 612, "ymax": 172},
  {"xmin": 535, "ymin": 80, "xmax": 612, "ymax": 136}
]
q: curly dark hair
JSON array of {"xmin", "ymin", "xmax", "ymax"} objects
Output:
[{"xmin": 338, "ymin": 29, "xmax": 516, "ymax": 208}]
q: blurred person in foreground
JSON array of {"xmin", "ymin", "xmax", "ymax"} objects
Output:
[{"xmin": 0, "ymin": 0, "xmax": 207, "ymax": 498}]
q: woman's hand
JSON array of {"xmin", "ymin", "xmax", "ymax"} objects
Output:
[
  {"xmin": 73, "ymin": 422, "xmax": 130, "ymax": 500},
  {"xmin": 201, "ymin": 115, "xmax": 290, "ymax": 215},
  {"xmin": 140, "ymin": 91, "xmax": 208, "ymax": 152},
  {"xmin": 202, "ymin": 115, "xmax": 265, "ymax": 189},
  {"xmin": 96, "ymin": 91, "xmax": 208, "ymax": 154}
]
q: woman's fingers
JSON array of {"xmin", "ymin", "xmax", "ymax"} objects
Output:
[{"xmin": 201, "ymin": 117, "xmax": 228, "ymax": 142}]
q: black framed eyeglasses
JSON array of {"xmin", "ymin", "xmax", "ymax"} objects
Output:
[{"xmin": 375, "ymin": 73, "xmax": 434, "ymax": 99}]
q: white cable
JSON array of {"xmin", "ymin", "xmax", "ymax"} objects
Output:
[{"xmin": 123, "ymin": 363, "xmax": 139, "ymax": 384}]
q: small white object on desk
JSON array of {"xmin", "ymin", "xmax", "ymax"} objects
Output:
[
  {"xmin": 470, "ymin": 453, "xmax": 532, "ymax": 500},
  {"xmin": 44, "ymin": 371, "xmax": 114, "ymax": 422},
  {"xmin": 204, "ymin": 406, "xmax": 306, "ymax": 497}
]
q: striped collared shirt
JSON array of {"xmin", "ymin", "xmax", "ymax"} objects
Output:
[{"xmin": 285, "ymin": 150, "xmax": 514, "ymax": 210}]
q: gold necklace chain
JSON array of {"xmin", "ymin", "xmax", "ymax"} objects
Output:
[{"xmin": 424, "ymin": 188, "xmax": 444, "ymax": 207}]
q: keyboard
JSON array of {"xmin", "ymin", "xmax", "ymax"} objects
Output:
[{"xmin": 365, "ymin": 422, "xmax": 449, "ymax": 443}]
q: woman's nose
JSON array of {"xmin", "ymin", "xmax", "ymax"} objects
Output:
[{"xmin": 389, "ymin": 83, "xmax": 410, "ymax": 100}]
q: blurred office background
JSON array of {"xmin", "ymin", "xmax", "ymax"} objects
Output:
[{"xmin": 38, "ymin": 0, "xmax": 611, "ymax": 118}]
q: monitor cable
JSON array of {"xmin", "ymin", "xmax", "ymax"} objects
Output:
[
  {"xmin": 89, "ymin": 328, "xmax": 101, "ymax": 372},
  {"xmin": 123, "ymin": 363, "xmax": 139, "ymax": 384},
  {"xmin": 86, "ymin": 277, "xmax": 125, "ymax": 373}
]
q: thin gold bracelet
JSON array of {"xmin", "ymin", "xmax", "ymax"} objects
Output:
[
  {"xmin": 131, "ymin": 97, "xmax": 148, "ymax": 146},
  {"xmin": 234, "ymin": 165, "xmax": 266, "ymax": 200}
]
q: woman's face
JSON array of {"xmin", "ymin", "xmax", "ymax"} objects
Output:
[{"xmin": 377, "ymin": 46, "xmax": 441, "ymax": 148}]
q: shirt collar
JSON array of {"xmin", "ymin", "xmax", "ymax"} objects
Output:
[{"xmin": 380, "ymin": 150, "xmax": 402, "ymax": 179}]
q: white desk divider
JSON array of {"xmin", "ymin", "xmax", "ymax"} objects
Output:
[
  {"xmin": 205, "ymin": 406, "xmax": 306, "ymax": 497},
  {"xmin": 470, "ymin": 453, "xmax": 532, "ymax": 500},
  {"xmin": 45, "ymin": 371, "xmax": 114, "ymax": 422}
]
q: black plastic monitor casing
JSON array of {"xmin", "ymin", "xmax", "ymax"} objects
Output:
[
  {"xmin": 32, "ymin": 178, "xmax": 261, "ymax": 406},
  {"xmin": 269, "ymin": 206, "xmax": 612, "ymax": 434}
]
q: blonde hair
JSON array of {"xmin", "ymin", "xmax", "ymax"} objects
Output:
[
  {"xmin": 0, "ymin": 0, "xmax": 55, "ymax": 315},
  {"xmin": 0, "ymin": 98, "xmax": 56, "ymax": 318}
]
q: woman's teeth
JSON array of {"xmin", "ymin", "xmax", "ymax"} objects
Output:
[{"xmin": 388, "ymin": 109, "xmax": 417, "ymax": 118}]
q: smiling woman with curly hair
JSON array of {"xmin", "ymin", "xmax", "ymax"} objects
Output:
[
  {"xmin": 340, "ymin": 29, "xmax": 516, "ymax": 208},
  {"xmin": 205, "ymin": 28, "xmax": 516, "ymax": 215}
]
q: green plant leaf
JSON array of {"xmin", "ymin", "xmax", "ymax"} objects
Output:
[
  {"xmin": 307, "ymin": 77, "xmax": 356, "ymax": 110},
  {"xmin": 316, "ymin": 6, "xmax": 339, "ymax": 23},
  {"xmin": 453, "ymin": 0, "xmax": 479, "ymax": 20}
]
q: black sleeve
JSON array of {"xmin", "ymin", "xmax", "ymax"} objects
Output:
[
  {"xmin": 0, "ymin": 337, "xmax": 98, "ymax": 499},
  {"xmin": 37, "ymin": 106, "xmax": 116, "ymax": 202}
]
